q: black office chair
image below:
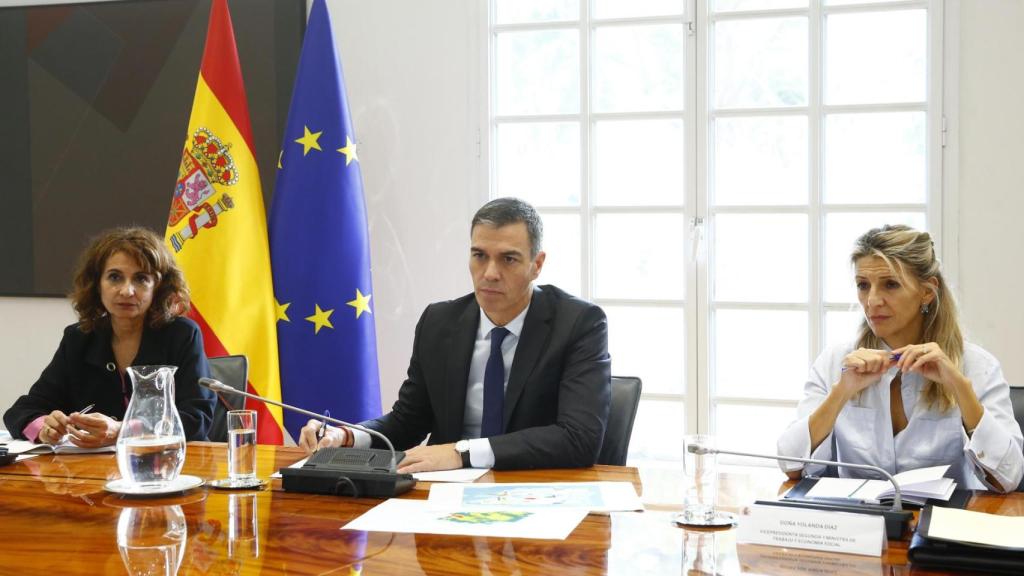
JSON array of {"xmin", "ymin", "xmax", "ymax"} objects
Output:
[
  {"xmin": 597, "ymin": 376, "xmax": 642, "ymax": 466},
  {"xmin": 1009, "ymin": 386, "xmax": 1024, "ymax": 491},
  {"xmin": 206, "ymin": 355, "xmax": 249, "ymax": 442}
]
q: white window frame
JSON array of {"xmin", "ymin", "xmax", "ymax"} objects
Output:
[{"xmin": 482, "ymin": 0, "xmax": 953, "ymax": 458}]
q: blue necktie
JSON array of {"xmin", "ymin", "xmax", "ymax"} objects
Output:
[{"xmin": 481, "ymin": 327, "xmax": 510, "ymax": 438}]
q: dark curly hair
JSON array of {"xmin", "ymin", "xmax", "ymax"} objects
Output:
[{"xmin": 70, "ymin": 227, "xmax": 191, "ymax": 332}]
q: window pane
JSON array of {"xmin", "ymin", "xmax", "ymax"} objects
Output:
[
  {"xmin": 827, "ymin": 0, "xmax": 905, "ymax": 5},
  {"xmin": 714, "ymin": 309, "xmax": 807, "ymax": 399},
  {"xmin": 495, "ymin": 0, "xmax": 578, "ymax": 24},
  {"xmin": 595, "ymin": 0, "xmax": 684, "ymax": 19},
  {"xmin": 594, "ymin": 119, "xmax": 685, "ymax": 206},
  {"xmin": 495, "ymin": 30, "xmax": 579, "ymax": 115},
  {"xmin": 714, "ymin": 17, "xmax": 808, "ymax": 109},
  {"xmin": 713, "ymin": 0, "xmax": 806, "ymax": 12},
  {"xmin": 826, "ymin": 10, "xmax": 926, "ymax": 105},
  {"xmin": 824, "ymin": 112, "xmax": 925, "ymax": 204},
  {"xmin": 825, "ymin": 309, "xmax": 863, "ymax": 351},
  {"xmin": 714, "ymin": 214, "xmax": 807, "ymax": 303},
  {"xmin": 496, "ymin": 122, "xmax": 580, "ymax": 206},
  {"xmin": 595, "ymin": 213, "xmax": 687, "ymax": 300},
  {"xmin": 538, "ymin": 213, "xmax": 581, "ymax": 295},
  {"xmin": 713, "ymin": 116, "xmax": 808, "ymax": 205},
  {"xmin": 593, "ymin": 24, "xmax": 686, "ymax": 113},
  {"xmin": 628, "ymin": 399, "xmax": 685, "ymax": 463},
  {"xmin": 605, "ymin": 306, "xmax": 685, "ymax": 395},
  {"xmin": 715, "ymin": 404, "xmax": 797, "ymax": 465},
  {"xmin": 823, "ymin": 212, "xmax": 927, "ymax": 303}
]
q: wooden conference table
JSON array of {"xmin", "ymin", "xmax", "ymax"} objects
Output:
[{"xmin": 0, "ymin": 442, "xmax": 1019, "ymax": 575}]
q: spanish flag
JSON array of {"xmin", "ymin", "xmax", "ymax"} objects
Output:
[{"xmin": 164, "ymin": 0, "xmax": 283, "ymax": 444}]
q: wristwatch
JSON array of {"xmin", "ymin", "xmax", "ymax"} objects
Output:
[{"xmin": 455, "ymin": 439, "xmax": 471, "ymax": 468}]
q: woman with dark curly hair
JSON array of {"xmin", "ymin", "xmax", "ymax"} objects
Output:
[{"xmin": 3, "ymin": 227, "xmax": 216, "ymax": 446}]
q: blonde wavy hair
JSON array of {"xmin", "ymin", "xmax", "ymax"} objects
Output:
[{"xmin": 851, "ymin": 225, "xmax": 962, "ymax": 412}]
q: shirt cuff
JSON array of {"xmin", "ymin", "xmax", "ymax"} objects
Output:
[
  {"xmin": 966, "ymin": 409, "xmax": 1022, "ymax": 492},
  {"xmin": 468, "ymin": 438, "xmax": 495, "ymax": 469},
  {"xmin": 23, "ymin": 416, "xmax": 46, "ymax": 443},
  {"xmin": 776, "ymin": 415, "xmax": 813, "ymax": 473},
  {"xmin": 350, "ymin": 428, "xmax": 372, "ymax": 449}
]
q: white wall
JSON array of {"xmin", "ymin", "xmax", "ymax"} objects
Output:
[
  {"xmin": 955, "ymin": 0, "xmax": 1024, "ymax": 386},
  {"xmin": 327, "ymin": 0, "xmax": 485, "ymax": 408},
  {"xmin": 2, "ymin": 0, "xmax": 1022, "ymax": 420}
]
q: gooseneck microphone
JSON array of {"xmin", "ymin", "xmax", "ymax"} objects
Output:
[
  {"xmin": 199, "ymin": 377, "xmax": 399, "ymax": 473},
  {"xmin": 687, "ymin": 443, "xmax": 905, "ymax": 511},
  {"xmin": 687, "ymin": 443, "xmax": 913, "ymax": 538}
]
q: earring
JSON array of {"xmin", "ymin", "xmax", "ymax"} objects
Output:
[{"xmin": 921, "ymin": 303, "xmax": 929, "ymax": 315}]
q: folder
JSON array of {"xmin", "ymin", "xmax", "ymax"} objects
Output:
[{"xmin": 909, "ymin": 506, "xmax": 1024, "ymax": 574}]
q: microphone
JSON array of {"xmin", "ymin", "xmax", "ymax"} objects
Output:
[
  {"xmin": 687, "ymin": 443, "xmax": 913, "ymax": 538},
  {"xmin": 200, "ymin": 378, "xmax": 415, "ymax": 498},
  {"xmin": 199, "ymin": 377, "xmax": 399, "ymax": 472}
]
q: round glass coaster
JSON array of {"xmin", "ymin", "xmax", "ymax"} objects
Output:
[
  {"xmin": 672, "ymin": 511, "xmax": 737, "ymax": 529},
  {"xmin": 209, "ymin": 478, "xmax": 268, "ymax": 490}
]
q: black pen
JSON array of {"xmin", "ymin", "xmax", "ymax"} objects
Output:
[{"xmin": 315, "ymin": 409, "xmax": 330, "ymax": 448}]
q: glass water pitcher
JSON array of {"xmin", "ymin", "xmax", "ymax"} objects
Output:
[{"xmin": 116, "ymin": 365, "xmax": 187, "ymax": 489}]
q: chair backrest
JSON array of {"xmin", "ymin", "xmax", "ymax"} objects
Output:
[
  {"xmin": 597, "ymin": 376, "xmax": 642, "ymax": 466},
  {"xmin": 1010, "ymin": 386, "xmax": 1024, "ymax": 491},
  {"xmin": 206, "ymin": 355, "xmax": 249, "ymax": 442}
]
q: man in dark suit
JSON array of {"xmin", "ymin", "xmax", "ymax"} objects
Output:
[{"xmin": 298, "ymin": 198, "xmax": 611, "ymax": 472}]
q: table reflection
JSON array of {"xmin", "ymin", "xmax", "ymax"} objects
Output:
[
  {"xmin": 228, "ymin": 492, "xmax": 259, "ymax": 560},
  {"xmin": 117, "ymin": 504, "xmax": 187, "ymax": 576},
  {"xmin": 682, "ymin": 530, "xmax": 718, "ymax": 575}
]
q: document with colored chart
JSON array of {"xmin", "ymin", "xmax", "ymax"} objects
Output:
[
  {"xmin": 343, "ymin": 498, "xmax": 587, "ymax": 540},
  {"xmin": 427, "ymin": 481, "xmax": 644, "ymax": 512}
]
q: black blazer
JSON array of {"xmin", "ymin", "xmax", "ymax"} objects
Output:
[
  {"xmin": 362, "ymin": 285, "xmax": 611, "ymax": 470},
  {"xmin": 3, "ymin": 317, "xmax": 216, "ymax": 441}
]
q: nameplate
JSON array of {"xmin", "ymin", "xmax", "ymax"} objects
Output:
[{"xmin": 736, "ymin": 504, "xmax": 885, "ymax": 557}]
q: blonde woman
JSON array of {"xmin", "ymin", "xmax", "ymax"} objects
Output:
[{"xmin": 777, "ymin": 225, "xmax": 1023, "ymax": 492}]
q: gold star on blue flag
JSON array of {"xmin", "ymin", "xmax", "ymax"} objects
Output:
[{"xmin": 269, "ymin": 0, "xmax": 381, "ymax": 440}]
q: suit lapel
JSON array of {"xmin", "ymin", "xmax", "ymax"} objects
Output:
[
  {"xmin": 504, "ymin": 287, "xmax": 552, "ymax": 429},
  {"xmin": 445, "ymin": 299, "xmax": 480, "ymax": 441}
]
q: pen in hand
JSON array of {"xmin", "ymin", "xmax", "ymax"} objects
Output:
[
  {"xmin": 63, "ymin": 404, "xmax": 96, "ymax": 443},
  {"xmin": 315, "ymin": 409, "xmax": 330, "ymax": 450}
]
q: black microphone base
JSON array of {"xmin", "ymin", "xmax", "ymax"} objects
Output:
[
  {"xmin": 754, "ymin": 499, "xmax": 912, "ymax": 539},
  {"xmin": 281, "ymin": 466, "xmax": 416, "ymax": 498}
]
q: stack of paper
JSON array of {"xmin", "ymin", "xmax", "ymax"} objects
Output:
[
  {"xmin": 805, "ymin": 465, "xmax": 955, "ymax": 506},
  {"xmin": 4, "ymin": 439, "xmax": 115, "ymax": 461}
]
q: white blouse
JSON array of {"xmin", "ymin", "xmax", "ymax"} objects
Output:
[{"xmin": 777, "ymin": 341, "xmax": 1024, "ymax": 491}]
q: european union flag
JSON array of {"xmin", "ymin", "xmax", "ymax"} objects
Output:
[{"xmin": 269, "ymin": 0, "xmax": 380, "ymax": 440}]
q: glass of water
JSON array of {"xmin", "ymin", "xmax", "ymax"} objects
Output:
[
  {"xmin": 227, "ymin": 410, "xmax": 257, "ymax": 483},
  {"xmin": 674, "ymin": 434, "xmax": 733, "ymax": 527}
]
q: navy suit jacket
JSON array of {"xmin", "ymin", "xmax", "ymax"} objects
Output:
[{"xmin": 362, "ymin": 285, "xmax": 611, "ymax": 470}]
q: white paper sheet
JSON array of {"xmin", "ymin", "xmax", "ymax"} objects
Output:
[
  {"xmin": 270, "ymin": 456, "xmax": 309, "ymax": 479},
  {"xmin": 428, "ymin": 481, "xmax": 644, "ymax": 512},
  {"xmin": 805, "ymin": 477, "xmax": 867, "ymax": 499},
  {"xmin": 342, "ymin": 498, "xmax": 587, "ymax": 540},
  {"xmin": 927, "ymin": 506, "xmax": 1024, "ymax": 550},
  {"xmin": 412, "ymin": 467, "xmax": 490, "ymax": 483}
]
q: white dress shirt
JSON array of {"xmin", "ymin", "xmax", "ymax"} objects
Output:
[
  {"xmin": 351, "ymin": 304, "xmax": 529, "ymax": 469},
  {"xmin": 777, "ymin": 341, "xmax": 1024, "ymax": 491}
]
